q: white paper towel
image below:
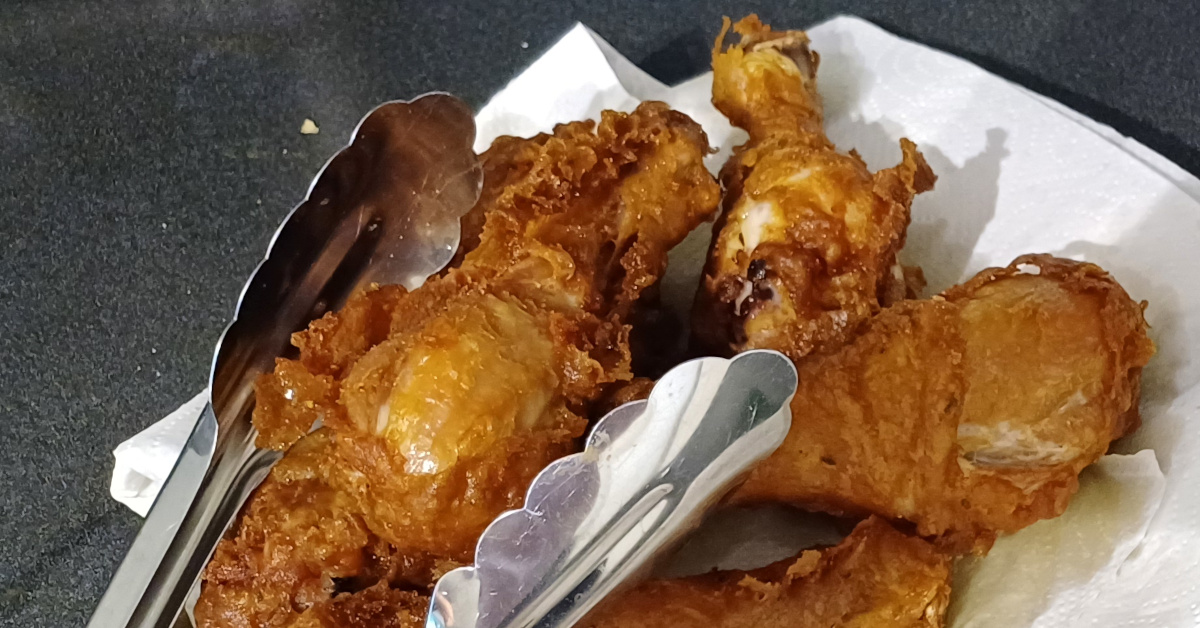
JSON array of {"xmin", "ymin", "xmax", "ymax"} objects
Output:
[
  {"xmin": 110, "ymin": 388, "xmax": 209, "ymax": 517},
  {"xmin": 111, "ymin": 16, "xmax": 1200, "ymax": 626},
  {"xmin": 949, "ymin": 450, "xmax": 1168, "ymax": 627}
]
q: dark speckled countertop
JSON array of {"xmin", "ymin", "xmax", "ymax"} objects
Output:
[{"xmin": 1, "ymin": 0, "xmax": 1197, "ymax": 625}]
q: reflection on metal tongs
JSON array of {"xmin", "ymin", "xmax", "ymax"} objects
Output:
[
  {"xmin": 427, "ymin": 350, "xmax": 798, "ymax": 628},
  {"xmin": 88, "ymin": 93, "xmax": 483, "ymax": 628}
]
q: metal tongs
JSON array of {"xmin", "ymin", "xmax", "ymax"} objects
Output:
[
  {"xmin": 88, "ymin": 93, "xmax": 483, "ymax": 628},
  {"xmin": 427, "ymin": 350, "xmax": 797, "ymax": 628}
]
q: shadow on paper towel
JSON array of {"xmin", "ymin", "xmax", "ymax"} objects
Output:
[
  {"xmin": 904, "ymin": 128, "xmax": 1009, "ymax": 293},
  {"xmin": 656, "ymin": 505, "xmax": 848, "ymax": 578}
]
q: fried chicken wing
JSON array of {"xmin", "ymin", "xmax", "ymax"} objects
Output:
[
  {"xmin": 694, "ymin": 16, "xmax": 935, "ymax": 359},
  {"xmin": 583, "ymin": 517, "xmax": 951, "ymax": 628},
  {"xmin": 200, "ymin": 102, "xmax": 720, "ymax": 627},
  {"xmin": 730, "ymin": 255, "xmax": 1154, "ymax": 551}
]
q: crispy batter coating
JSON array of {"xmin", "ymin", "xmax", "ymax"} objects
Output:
[
  {"xmin": 583, "ymin": 517, "xmax": 951, "ymax": 628},
  {"xmin": 283, "ymin": 583, "xmax": 427, "ymax": 628},
  {"xmin": 196, "ymin": 430, "xmax": 385, "ymax": 628},
  {"xmin": 197, "ymin": 430, "xmax": 466, "ymax": 627},
  {"xmin": 730, "ymin": 255, "xmax": 1155, "ymax": 552},
  {"xmin": 201, "ymin": 102, "xmax": 719, "ymax": 627},
  {"xmin": 694, "ymin": 16, "xmax": 935, "ymax": 359}
]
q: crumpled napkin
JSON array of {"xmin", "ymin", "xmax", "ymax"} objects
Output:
[{"xmin": 111, "ymin": 16, "xmax": 1200, "ymax": 626}]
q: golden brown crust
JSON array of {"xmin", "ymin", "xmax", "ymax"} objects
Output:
[
  {"xmin": 293, "ymin": 285, "xmax": 409, "ymax": 379},
  {"xmin": 463, "ymin": 102, "xmax": 721, "ymax": 320},
  {"xmin": 583, "ymin": 517, "xmax": 952, "ymax": 628},
  {"xmin": 710, "ymin": 15, "xmax": 824, "ymax": 141},
  {"xmin": 196, "ymin": 430, "xmax": 379, "ymax": 628},
  {"xmin": 941, "ymin": 253, "xmax": 1153, "ymax": 443},
  {"xmin": 694, "ymin": 15, "xmax": 935, "ymax": 360},
  {"xmin": 446, "ymin": 134, "xmax": 540, "ymax": 271},
  {"xmin": 252, "ymin": 358, "xmax": 343, "ymax": 451},
  {"xmin": 731, "ymin": 255, "xmax": 1155, "ymax": 552},
  {"xmin": 322, "ymin": 102, "xmax": 718, "ymax": 559}
]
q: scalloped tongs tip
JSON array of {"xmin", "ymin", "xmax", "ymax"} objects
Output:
[{"xmin": 427, "ymin": 349, "xmax": 798, "ymax": 628}]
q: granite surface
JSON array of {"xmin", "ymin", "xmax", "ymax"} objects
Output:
[{"xmin": 1, "ymin": 0, "xmax": 1198, "ymax": 625}]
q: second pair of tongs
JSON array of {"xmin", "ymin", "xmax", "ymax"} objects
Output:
[{"xmin": 428, "ymin": 349, "xmax": 797, "ymax": 628}]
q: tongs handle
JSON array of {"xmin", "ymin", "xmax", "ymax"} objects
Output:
[
  {"xmin": 427, "ymin": 350, "xmax": 798, "ymax": 628},
  {"xmin": 88, "ymin": 404, "xmax": 276, "ymax": 628}
]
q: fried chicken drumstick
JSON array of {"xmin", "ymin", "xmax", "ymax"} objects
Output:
[
  {"xmin": 584, "ymin": 517, "xmax": 951, "ymax": 628},
  {"xmin": 197, "ymin": 102, "xmax": 720, "ymax": 628},
  {"xmin": 215, "ymin": 515, "xmax": 952, "ymax": 628},
  {"xmin": 694, "ymin": 16, "xmax": 936, "ymax": 359},
  {"xmin": 731, "ymin": 255, "xmax": 1154, "ymax": 552}
]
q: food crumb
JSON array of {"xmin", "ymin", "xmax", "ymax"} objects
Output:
[
  {"xmin": 520, "ymin": 41, "xmax": 529, "ymax": 49},
  {"xmin": 300, "ymin": 118, "xmax": 320, "ymax": 135}
]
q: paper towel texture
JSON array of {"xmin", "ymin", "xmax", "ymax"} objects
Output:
[{"xmin": 112, "ymin": 16, "xmax": 1199, "ymax": 626}]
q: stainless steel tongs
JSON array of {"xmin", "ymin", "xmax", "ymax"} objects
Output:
[
  {"xmin": 88, "ymin": 93, "xmax": 483, "ymax": 628},
  {"xmin": 427, "ymin": 349, "xmax": 797, "ymax": 628}
]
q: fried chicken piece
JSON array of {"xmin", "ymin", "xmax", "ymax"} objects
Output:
[
  {"xmin": 323, "ymin": 103, "xmax": 719, "ymax": 559},
  {"xmin": 583, "ymin": 517, "xmax": 951, "ymax": 628},
  {"xmin": 204, "ymin": 103, "xmax": 720, "ymax": 628},
  {"xmin": 197, "ymin": 429, "xmax": 466, "ymax": 627},
  {"xmin": 250, "ymin": 124, "xmax": 538, "ymax": 452},
  {"xmin": 330, "ymin": 290, "xmax": 604, "ymax": 558},
  {"xmin": 254, "ymin": 103, "xmax": 720, "ymax": 455},
  {"xmin": 693, "ymin": 15, "xmax": 936, "ymax": 359},
  {"xmin": 729, "ymin": 255, "xmax": 1154, "ymax": 552}
]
